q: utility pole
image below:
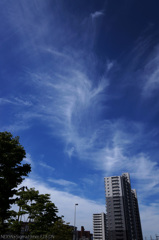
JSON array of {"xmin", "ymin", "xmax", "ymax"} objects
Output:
[{"xmin": 73, "ymin": 203, "xmax": 78, "ymax": 240}]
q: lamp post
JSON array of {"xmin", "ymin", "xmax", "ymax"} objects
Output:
[{"xmin": 74, "ymin": 203, "xmax": 78, "ymax": 240}]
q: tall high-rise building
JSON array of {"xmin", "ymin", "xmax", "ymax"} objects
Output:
[
  {"xmin": 93, "ymin": 212, "xmax": 106, "ymax": 240},
  {"xmin": 104, "ymin": 173, "xmax": 143, "ymax": 240}
]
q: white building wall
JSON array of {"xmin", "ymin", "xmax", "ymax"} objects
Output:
[{"xmin": 93, "ymin": 213, "xmax": 106, "ymax": 240}]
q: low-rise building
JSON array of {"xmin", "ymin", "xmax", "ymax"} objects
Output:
[
  {"xmin": 93, "ymin": 213, "xmax": 106, "ymax": 240},
  {"xmin": 77, "ymin": 226, "xmax": 93, "ymax": 240}
]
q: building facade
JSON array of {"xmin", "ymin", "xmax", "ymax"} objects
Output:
[
  {"xmin": 104, "ymin": 173, "xmax": 143, "ymax": 240},
  {"xmin": 77, "ymin": 226, "xmax": 93, "ymax": 240},
  {"xmin": 93, "ymin": 212, "xmax": 106, "ymax": 240}
]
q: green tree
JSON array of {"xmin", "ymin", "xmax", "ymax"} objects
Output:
[
  {"xmin": 0, "ymin": 132, "xmax": 31, "ymax": 233},
  {"xmin": 50, "ymin": 219, "xmax": 73, "ymax": 240},
  {"xmin": 10, "ymin": 188, "xmax": 60, "ymax": 236}
]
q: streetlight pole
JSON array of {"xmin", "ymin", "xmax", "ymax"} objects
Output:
[{"xmin": 74, "ymin": 203, "xmax": 78, "ymax": 240}]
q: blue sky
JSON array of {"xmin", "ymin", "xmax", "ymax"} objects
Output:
[{"xmin": 1, "ymin": 0, "xmax": 159, "ymax": 237}]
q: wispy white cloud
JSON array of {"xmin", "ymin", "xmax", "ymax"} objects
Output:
[
  {"xmin": 43, "ymin": 47, "xmax": 71, "ymax": 61},
  {"xmin": 48, "ymin": 178, "xmax": 77, "ymax": 187},
  {"xmin": 39, "ymin": 162, "xmax": 55, "ymax": 171},
  {"xmin": 142, "ymin": 46, "xmax": 159, "ymax": 97},
  {"xmin": 130, "ymin": 154, "xmax": 159, "ymax": 181},
  {"xmin": 27, "ymin": 58, "xmax": 109, "ymax": 158},
  {"xmin": 128, "ymin": 154, "xmax": 159, "ymax": 199},
  {"xmin": 23, "ymin": 153, "xmax": 33, "ymax": 165},
  {"xmin": 81, "ymin": 177, "xmax": 94, "ymax": 186},
  {"xmin": 140, "ymin": 202, "xmax": 159, "ymax": 238},
  {"xmin": 0, "ymin": 97, "xmax": 32, "ymax": 106},
  {"xmin": 1, "ymin": 121, "xmax": 30, "ymax": 133},
  {"xmin": 65, "ymin": 147, "xmax": 75, "ymax": 158},
  {"xmin": 106, "ymin": 60, "xmax": 114, "ymax": 72},
  {"xmin": 91, "ymin": 11, "xmax": 104, "ymax": 20},
  {"xmin": 124, "ymin": 34, "xmax": 159, "ymax": 98},
  {"xmin": 0, "ymin": 98, "xmax": 14, "ymax": 104}
]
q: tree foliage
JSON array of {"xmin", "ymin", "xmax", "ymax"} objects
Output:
[
  {"xmin": 0, "ymin": 132, "xmax": 31, "ymax": 232},
  {"xmin": 0, "ymin": 132, "xmax": 72, "ymax": 239},
  {"xmin": 10, "ymin": 188, "xmax": 60, "ymax": 235},
  {"xmin": 50, "ymin": 219, "xmax": 73, "ymax": 240},
  {"xmin": 9, "ymin": 188, "xmax": 73, "ymax": 239}
]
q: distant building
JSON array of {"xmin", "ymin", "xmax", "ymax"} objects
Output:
[
  {"xmin": 77, "ymin": 226, "xmax": 93, "ymax": 240},
  {"xmin": 104, "ymin": 173, "xmax": 143, "ymax": 240},
  {"xmin": 93, "ymin": 212, "xmax": 106, "ymax": 240},
  {"xmin": 131, "ymin": 189, "xmax": 143, "ymax": 240}
]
